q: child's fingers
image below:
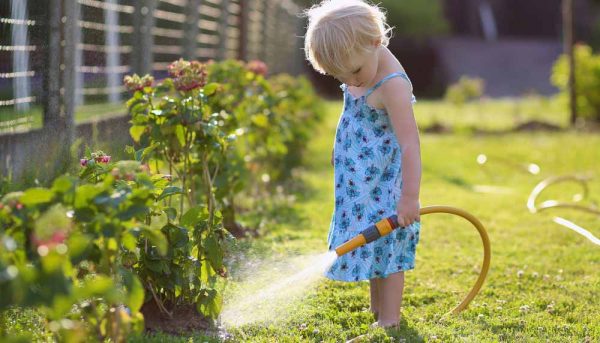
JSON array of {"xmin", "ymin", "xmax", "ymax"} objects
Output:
[{"xmin": 397, "ymin": 215, "xmax": 409, "ymax": 228}]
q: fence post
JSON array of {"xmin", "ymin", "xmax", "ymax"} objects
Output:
[
  {"xmin": 132, "ymin": 0, "xmax": 157, "ymax": 75},
  {"xmin": 293, "ymin": 10, "xmax": 306, "ymax": 76},
  {"xmin": 43, "ymin": 0, "xmax": 61, "ymax": 130},
  {"xmin": 184, "ymin": 0, "xmax": 202, "ymax": 60},
  {"xmin": 62, "ymin": 0, "xmax": 78, "ymax": 155},
  {"xmin": 562, "ymin": 0, "xmax": 577, "ymax": 126},
  {"xmin": 260, "ymin": 0, "xmax": 271, "ymax": 67},
  {"xmin": 217, "ymin": 0, "xmax": 231, "ymax": 60},
  {"xmin": 238, "ymin": 0, "xmax": 249, "ymax": 61}
]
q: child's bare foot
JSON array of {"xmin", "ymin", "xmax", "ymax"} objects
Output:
[{"xmin": 371, "ymin": 321, "xmax": 400, "ymax": 329}]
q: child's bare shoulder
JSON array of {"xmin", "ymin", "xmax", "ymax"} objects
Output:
[
  {"xmin": 371, "ymin": 70, "xmax": 413, "ymax": 108},
  {"xmin": 379, "ymin": 74, "xmax": 412, "ymax": 98}
]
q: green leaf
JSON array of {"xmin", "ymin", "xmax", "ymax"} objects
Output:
[
  {"xmin": 203, "ymin": 83, "xmax": 220, "ymax": 96},
  {"xmin": 196, "ymin": 289, "xmax": 222, "ymax": 319},
  {"xmin": 51, "ymin": 176, "xmax": 75, "ymax": 194},
  {"xmin": 67, "ymin": 232, "xmax": 90, "ymax": 262},
  {"xmin": 163, "ymin": 207, "xmax": 177, "ymax": 221},
  {"xmin": 175, "ymin": 125, "xmax": 186, "ymax": 147},
  {"xmin": 140, "ymin": 227, "xmax": 167, "ymax": 256},
  {"xmin": 251, "ymin": 114, "xmax": 269, "ymax": 128},
  {"xmin": 122, "ymin": 270, "xmax": 145, "ymax": 313},
  {"xmin": 122, "ymin": 231, "xmax": 138, "ymax": 251},
  {"xmin": 180, "ymin": 206, "xmax": 201, "ymax": 227},
  {"xmin": 129, "ymin": 125, "xmax": 146, "ymax": 142},
  {"xmin": 74, "ymin": 275, "xmax": 120, "ymax": 303},
  {"xmin": 204, "ymin": 235, "xmax": 223, "ymax": 270},
  {"xmin": 141, "ymin": 143, "xmax": 159, "ymax": 161},
  {"xmin": 19, "ymin": 188, "xmax": 54, "ymax": 206},
  {"xmin": 157, "ymin": 186, "xmax": 183, "ymax": 201}
]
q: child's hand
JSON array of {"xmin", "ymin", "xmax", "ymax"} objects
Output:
[{"xmin": 396, "ymin": 196, "xmax": 420, "ymax": 228}]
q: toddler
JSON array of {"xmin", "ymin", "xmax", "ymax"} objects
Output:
[{"xmin": 303, "ymin": 0, "xmax": 422, "ymax": 330}]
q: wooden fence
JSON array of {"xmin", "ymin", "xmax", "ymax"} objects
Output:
[
  {"xmin": 0, "ymin": 0, "xmax": 306, "ymax": 181},
  {"xmin": 0, "ymin": 0, "xmax": 305, "ymax": 133}
]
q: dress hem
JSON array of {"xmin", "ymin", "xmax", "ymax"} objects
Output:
[{"xmin": 323, "ymin": 263, "xmax": 416, "ymax": 282}]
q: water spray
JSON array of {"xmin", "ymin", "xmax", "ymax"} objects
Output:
[{"xmin": 333, "ymin": 205, "xmax": 491, "ymax": 316}]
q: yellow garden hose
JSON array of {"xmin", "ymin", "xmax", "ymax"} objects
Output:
[{"xmin": 334, "ymin": 205, "xmax": 491, "ymax": 316}]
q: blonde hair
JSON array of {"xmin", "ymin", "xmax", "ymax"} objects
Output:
[{"xmin": 302, "ymin": 0, "xmax": 392, "ymax": 76}]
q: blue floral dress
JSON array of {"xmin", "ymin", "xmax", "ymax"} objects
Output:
[{"xmin": 325, "ymin": 71, "xmax": 421, "ymax": 282}]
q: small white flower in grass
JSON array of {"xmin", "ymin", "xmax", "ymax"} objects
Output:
[
  {"xmin": 431, "ymin": 335, "xmax": 438, "ymax": 340},
  {"xmin": 312, "ymin": 329, "xmax": 319, "ymax": 334},
  {"xmin": 261, "ymin": 173, "xmax": 270, "ymax": 183},
  {"xmin": 555, "ymin": 275, "xmax": 563, "ymax": 281},
  {"xmin": 477, "ymin": 314, "xmax": 485, "ymax": 320},
  {"xmin": 496, "ymin": 306, "xmax": 503, "ymax": 311},
  {"xmin": 543, "ymin": 274, "xmax": 550, "ymax": 281},
  {"xmin": 532, "ymin": 272, "xmax": 539, "ymax": 278},
  {"xmin": 299, "ymin": 323, "xmax": 307, "ymax": 330},
  {"xmin": 519, "ymin": 305, "xmax": 530, "ymax": 313},
  {"xmin": 517, "ymin": 270, "xmax": 524, "ymax": 278}
]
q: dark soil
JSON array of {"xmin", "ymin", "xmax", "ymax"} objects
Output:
[
  {"xmin": 141, "ymin": 300, "xmax": 213, "ymax": 335},
  {"xmin": 224, "ymin": 220, "xmax": 260, "ymax": 238}
]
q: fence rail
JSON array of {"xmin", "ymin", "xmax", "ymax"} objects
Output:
[{"xmin": 0, "ymin": 0, "xmax": 306, "ymax": 134}]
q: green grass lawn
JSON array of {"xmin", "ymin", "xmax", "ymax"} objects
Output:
[
  {"xmin": 415, "ymin": 95, "xmax": 571, "ymax": 132},
  {"xmin": 217, "ymin": 100, "xmax": 600, "ymax": 342},
  {"xmin": 0, "ymin": 103, "xmax": 125, "ymax": 133},
  {"xmin": 3, "ymin": 99, "xmax": 599, "ymax": 342}
]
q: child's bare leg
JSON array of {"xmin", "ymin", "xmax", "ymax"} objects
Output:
[
  {"xmin": 378, "ymin": 271, "xmax": 405, "ymax": 327},
  {"xmin": 369, "ymin": 278, "xmax": 380, "ymax": 320}
]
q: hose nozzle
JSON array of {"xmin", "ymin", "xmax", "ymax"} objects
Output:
[{"xmin": 335, "ymin": 215, "xmax": 400, "ymax": 256}]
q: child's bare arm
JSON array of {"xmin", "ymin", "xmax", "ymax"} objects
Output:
[{"xmin": 380, "ymin": 77, "xmax": 421, "ymax": 227}]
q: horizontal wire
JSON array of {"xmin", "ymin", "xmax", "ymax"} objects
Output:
[
  {"xmin": 77, "ymin": 65, "xmax": 130, "ymax": 73},
  {"xmin": 0, "ymin": 17, "xmax": 37, "ymax": 26},
  {"xmin": 0, "ymin": 96, "xmax": 37, "ymax": 107},
  {"xmin": 78, "ymin": 43, "xmax": 132, "ymax": 54},
  {"xmin": 0, "ymin": 71, "xmax": 35, "ymax": 78},
  {"xmin": 152, "ymin": 45, "xmax": 183, "ymax": 54},
  {"xmin": 159, "ymin": 0, "xmax": 186, "ymax": 7},
  {"xmin": 76, "ymin": 86, "xmax": 126, "ymax": 95},
  {"xmin": 78, "ymin": 0, "xmax": 134, "ymax": 14},
  {"xmin": 0, "ymin": 45, "xmax": 36, "ymax": 52},
  {"xmin": 78, "ymin": 20, "xmax": 134, "ymax": 34}
]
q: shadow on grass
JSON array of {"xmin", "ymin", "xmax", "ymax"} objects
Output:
[
  {"xmin": 385, "ymin": 317, "xmax": 425, "ymax": 342},
  {"xmin": 349, "ymin": 317, "xmax": 424, "ymax": 342}
]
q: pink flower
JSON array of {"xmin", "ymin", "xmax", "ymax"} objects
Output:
[
  {"xmin": 31, "ymin": 231, "xmax": 67, "ymax": 248},
  {"xmin": 93, "ymin": 155, "xmax": 111, "ymax": 163},
  {"xmin": 168, "ymin": 58, "xmax": 189, "ymax": 78},
  {"xmin": 247, "ymin": 60, "xmax": 268, "ymax": 76},
  {"xmin": 80, "ymin": 159, "xmax": 88, "ymax": 167},
  {"xmin": 168, "ymin": 59, "xmax": 208, "ymax": 91},
  {"xmin": 123, "ymin": 74, "xmax": 154, "ymax": 92}
]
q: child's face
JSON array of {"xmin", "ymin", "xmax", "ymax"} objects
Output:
[{"xmin": 331, "ymin": 45, "xmax": 380, "ymax": 88}]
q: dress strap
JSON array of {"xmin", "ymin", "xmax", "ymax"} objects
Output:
[{"xmin": 365, "ymin": 71, "xmax": 412, "ymax": 98}]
